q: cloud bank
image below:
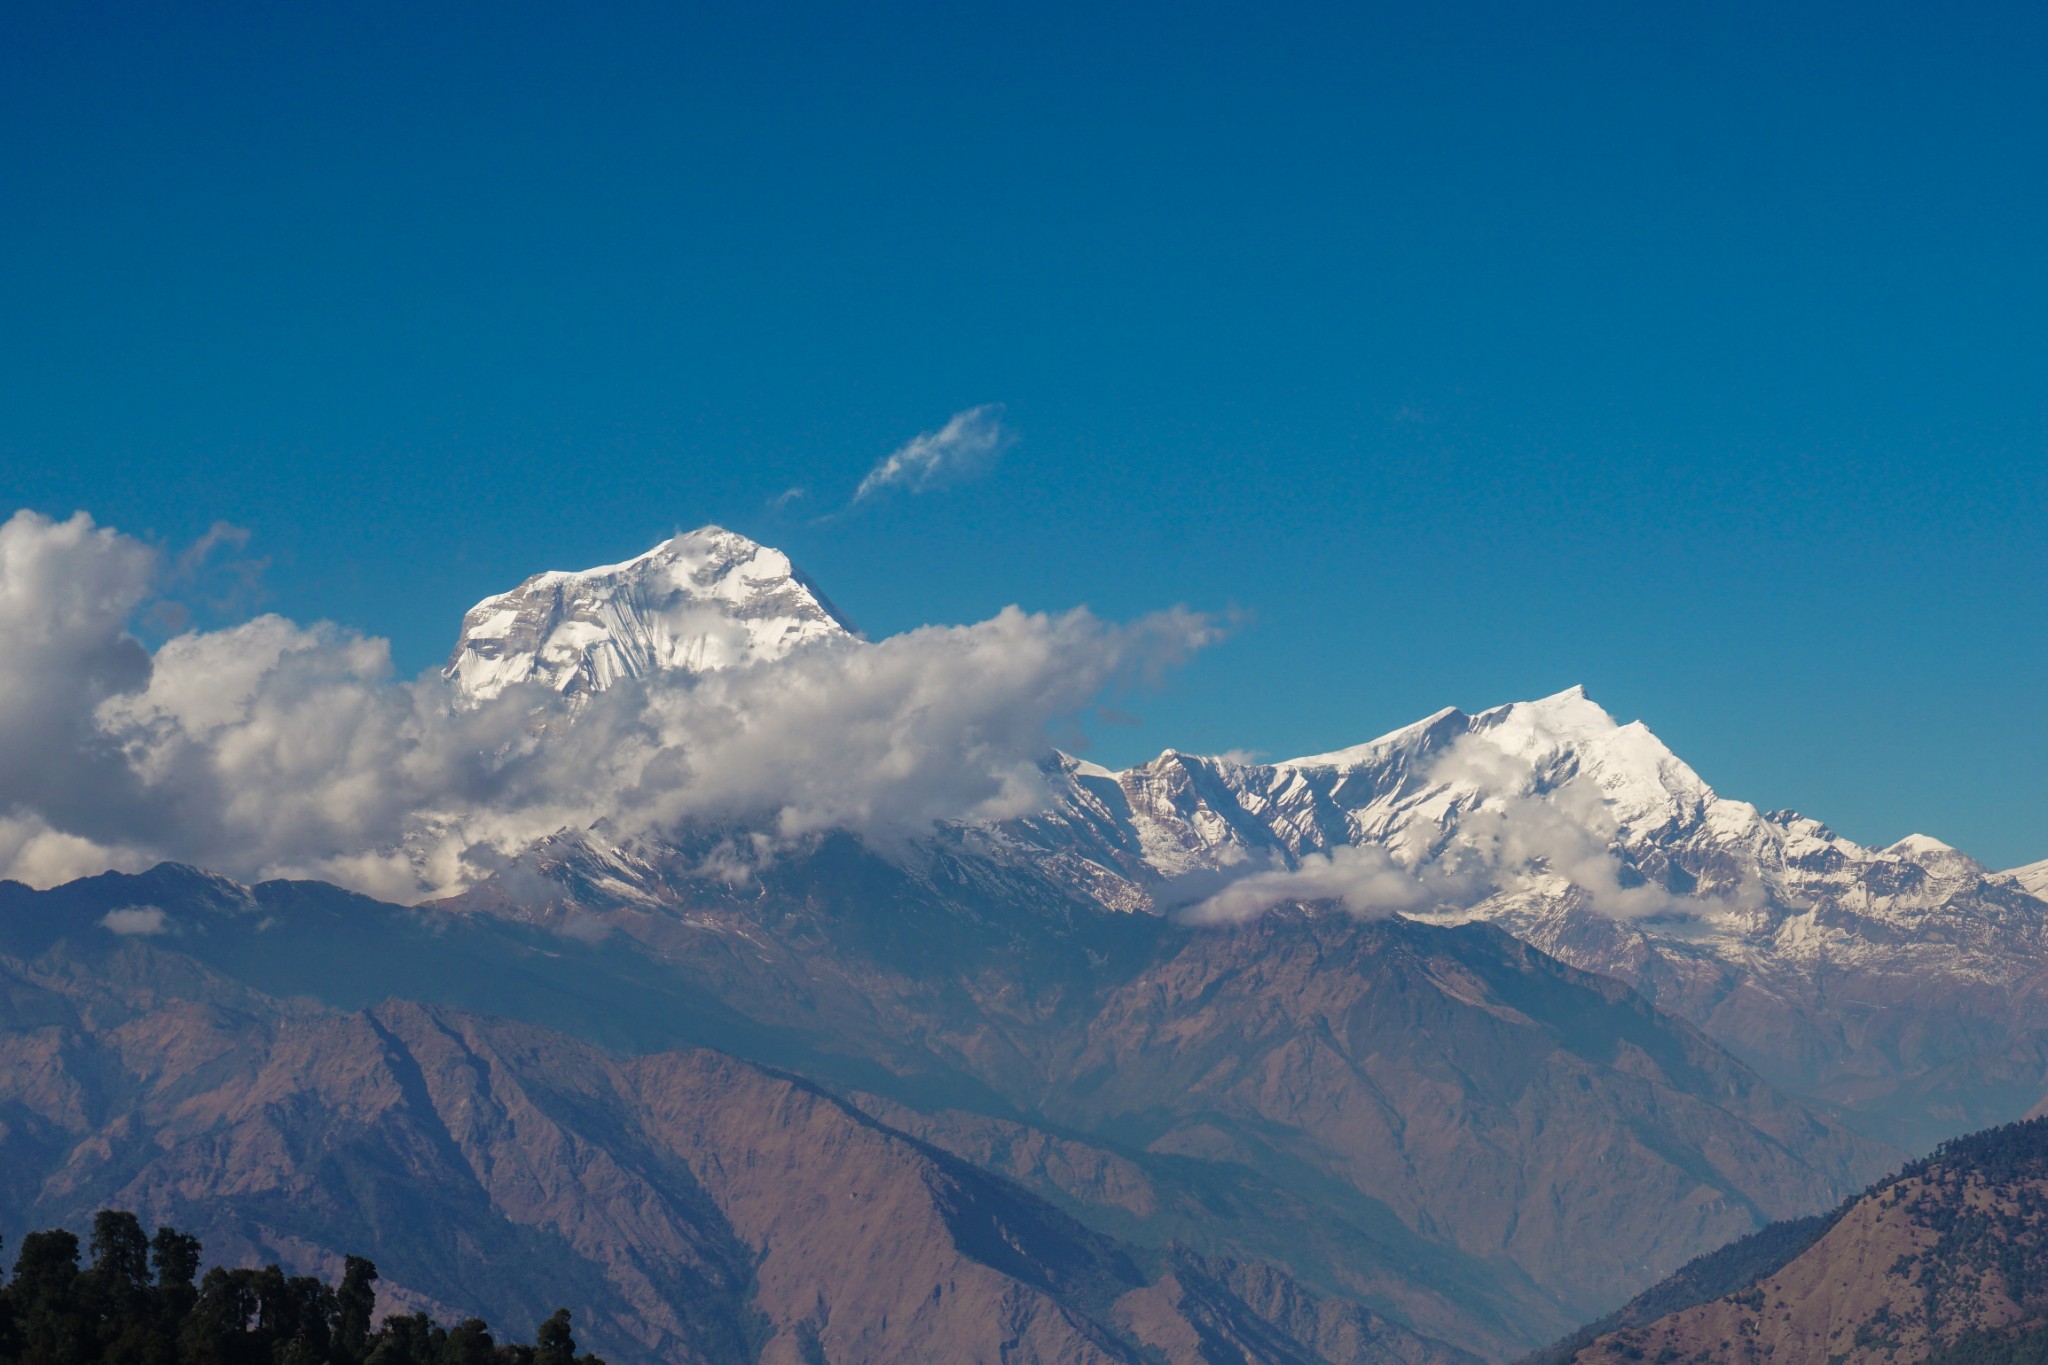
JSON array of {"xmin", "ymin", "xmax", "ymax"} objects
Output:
[
  {"xmin": 0, "ymin": 510, "xmax": 1214, "ymax": 901},
  {"xmin": 855, "ymin": 404, "xmax": 1015, "ymax": 501}
]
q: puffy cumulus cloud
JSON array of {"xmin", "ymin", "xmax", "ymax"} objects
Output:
[
  {"xmin": 1184, "ymin": 732, "xmax": 1680, "ymax": 924},
  {"xmin": 854, "ymin": 404, "xmax": 1015, "ymax": 501},
  {"xmin": 0, "ymin": 509, "xmax": 1217, "ymax": 902},
  {"xmin": 617, "ymin": 605, "xmax": 1217, "ymax": 842},
  {"xmin": 0, "ymin": 512, "xmax": 157, "ymax": 848},
  {"xmin": 0, "ymin": 814, "xmax": 155, "ymax": 889}
]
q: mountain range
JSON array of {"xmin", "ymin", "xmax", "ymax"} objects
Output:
[
  {"xmin": 452, "ymin": 529, "xmax": 2048, "ymax": 1152},
  {"xmin": 2, "ymin": 526, "xmax": 2042, "ymax": 1363}
]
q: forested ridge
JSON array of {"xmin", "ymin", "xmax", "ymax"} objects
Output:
[{"xmin": 0, "ymin": 1211, "xmax": 604, "ymax": 1365}]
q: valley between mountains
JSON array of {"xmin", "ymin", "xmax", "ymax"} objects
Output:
[{"xmin": 4, "ymin": 527, "xmax": 2045, "ymax": 1363}]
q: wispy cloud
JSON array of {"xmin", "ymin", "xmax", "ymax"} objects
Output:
[{"xmin": 854, "ymin": 404, "xmax": 1015, "ymax": 502}]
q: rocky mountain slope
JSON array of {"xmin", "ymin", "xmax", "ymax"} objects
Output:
[
  {"xmin": 0, "ymin": 865, "xmax": 1894, "ymax": 1361},
  {"xmin": 0, "ymin": 895, "xmax": 1465, "ymax": 1364},
  {"xmin": 1552, "ymin": 1115, "xmax": 2048, "ymax": 1364}
]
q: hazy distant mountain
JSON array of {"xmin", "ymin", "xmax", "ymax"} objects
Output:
[
  {"xmin": 1001, "ymin": 686, "xmax": 2048, "ymax": 1150},
  {"xmin": 0, "ymin": 869, "xmax": 1475, "ymax": 1365}
]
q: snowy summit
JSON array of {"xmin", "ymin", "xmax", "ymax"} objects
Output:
[{"xmin": 444, "ymin": 526, "xmax": 857, "ymax": 703}]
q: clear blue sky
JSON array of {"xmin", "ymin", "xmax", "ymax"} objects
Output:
[{"xmin": 2, "ymin": 2, "xmax": 2043, "ymax": 864}]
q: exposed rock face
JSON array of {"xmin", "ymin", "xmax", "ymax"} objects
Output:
[
  {"xmin": 0, "ymin": 863, "xmax": 1894, "ymax": 1361},
  {"xmin": 444, "ymin": 527, "xmax": 855, "ymax": 703},
  {"xmin": 1556, "ymin": 1116, "xmax": 2048, "ymax": 1365}
]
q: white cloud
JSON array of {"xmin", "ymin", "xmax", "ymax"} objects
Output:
[
  {"xmin": 0, "ymin": 512, "xmax": 156, "ymax": 847},
  {"xmin": 101, "ymin": 905, "xmax": 169, "ymax": 935},
  {"xmin": 0, "ymin": 508, "xmax": 1216, "ymax": 903},
  {"xmin": 1181, "ymin": 844, "xmax": 1433, "ymax": 924},
  {"xmin": 854, "ymin": 404, "xmax": 1015, "ymax": 502}
]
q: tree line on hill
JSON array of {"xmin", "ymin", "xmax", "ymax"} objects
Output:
[{"xmin": 0, "ymin": 1211, "xmax": 606, "ymax": 1365}]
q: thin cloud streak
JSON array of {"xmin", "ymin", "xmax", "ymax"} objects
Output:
[{"xmin": 854, "ymin": 404, "xmax": 1015, "ymax": 502}]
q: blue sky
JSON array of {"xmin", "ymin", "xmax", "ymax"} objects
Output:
[{"xmin": 2, "ymin": 2, "xmax": 2043, "ymax": 864}]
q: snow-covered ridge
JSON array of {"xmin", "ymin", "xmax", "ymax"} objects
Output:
[
  {"xmin": 980, "ymin": 683, "xmax": 2048, "ymax": 984},
  {"xmin": 2002, "ymin": 857, "xmax": 2048, "ymax": 900},
  {"xmin": 445, "ymin": 527, "xmax": 857, "ymax": 703}
]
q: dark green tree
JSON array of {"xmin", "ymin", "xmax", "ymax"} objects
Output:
[
  {"xmin": 531, "ymin": 1312, "xmax": 573, "ymax": 1365},
  {"xmin": 363, "ymin": 1311, "xmax": 444, "ymax": 1365},
  {"xmin": 440, "ymin": 1318, "xmax": 494, "ymax": 1365},
  {"xmin": 12, "ymin": 1230, "xmax": 87, "ymax": 1365},
  {"xmin": 335, "ymin": 1258, "xmax": 377, "ymax": 1362},
  {"xmin": 0, "ymin": 1212, "xmax": 598, "ymax": 1365}
]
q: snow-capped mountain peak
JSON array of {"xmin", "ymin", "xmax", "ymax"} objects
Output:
[
  {"xmin": 1280, "ymin": 688, "xmax": 1713, "ymax": 837},
  {"xmin": 1279, "ymin": 705, "xmax": 1465, "ymax": 772},
  {"xmin": 445, "ymin": 526, "xmax": 856, "ymax": 703},
  {"xmin": 1469, "ymin": 688, "xmax": 1715, "ymax": 834},
  {"xmin": 1882, "ymin": 833, "xmax": 1986, "ymax": 876}
]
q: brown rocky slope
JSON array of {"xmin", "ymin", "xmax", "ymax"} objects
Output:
[
  {"xmin": 1548, "ymin": 1115, "xmax": 2048, "ymax": 1364},
  {"xmin": 0, "ymin": 941, "xmax": 1461, "ymax": 1364}
]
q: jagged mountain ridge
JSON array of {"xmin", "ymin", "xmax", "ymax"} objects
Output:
[
  {"xmin": 0, "ymin": 527, "xmax": 1989, "ymax": 1362},
  {"xmin": 1000, "ymin": 688, "xmax": 2048, "ymax": 1148}
]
